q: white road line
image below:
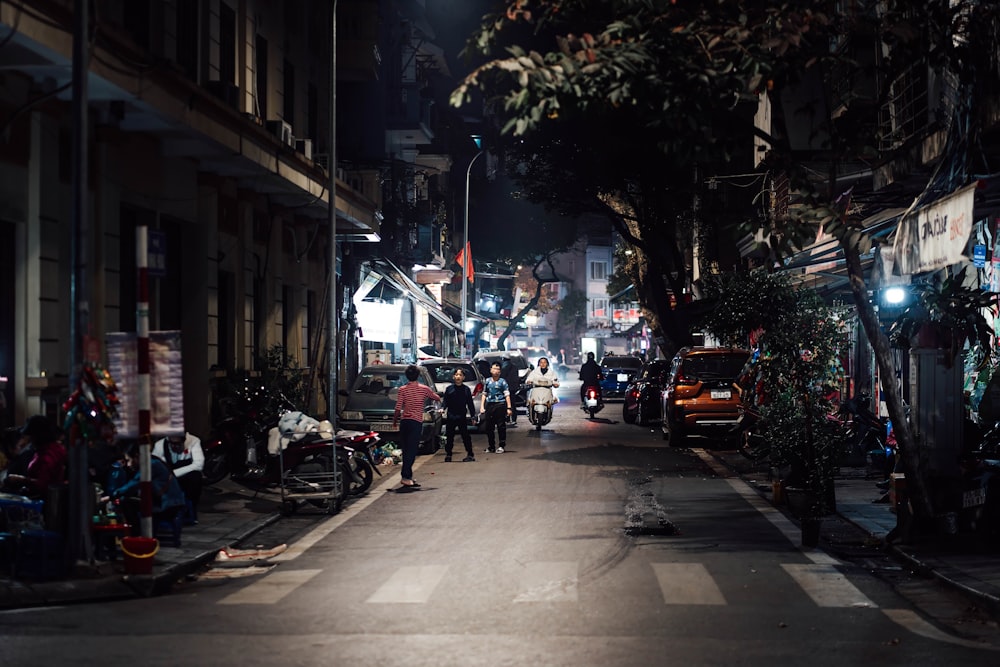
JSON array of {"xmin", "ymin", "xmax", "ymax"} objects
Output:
[
  {"xmin": 365, "ymin": 565, "xmax": 449, "ymax": 604},
  {"xmin": 217, "ymin": 568, "xmax": 321, "ymax": 605},
  {"xmin": 782, "ymin": 563, "xmax": 878, "ymax": 608},
  {"xmin": 652, "ymin": 563, "xmax": 727, "ymax": 605},
  {"xmin": 513, "ymin": 562, "xmax": 578, "ymax": 602},
  {"xmin": 269, "ymin": 457, "xmax": 431, "ymax": 564}
]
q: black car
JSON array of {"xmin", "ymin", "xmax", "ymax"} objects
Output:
[
  {"xmin": 598, "ymin": 354, "xmax": 645, "ymax": 400},
  {"xmin": 622, "ymin": 359, "xmax": 671, "ymax": 425}
]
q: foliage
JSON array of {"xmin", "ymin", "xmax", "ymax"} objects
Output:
[
  {"xmin": 700, "ymin": 270, "xmax": 847, "ymax": 517},
  {"xmin": 222, "ymin": 344, "xmax": 309, "ymax": 412},
  {"xmin": 887, "ymin": 266, "xmax": 994, "ymax": 364}
]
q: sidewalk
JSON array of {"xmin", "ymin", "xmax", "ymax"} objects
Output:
[
  {"xmin": 0, "ymin": 478, "xmax": 289, "ymax": 609},
  {"xmin": 712, "ymin": 449, "xmax": 1000, "ymax": 615}
]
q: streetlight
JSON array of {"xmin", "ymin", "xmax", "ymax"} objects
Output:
[{"xmin": 462, "ymin": 135, "xmax": 483, "ymax": 357}]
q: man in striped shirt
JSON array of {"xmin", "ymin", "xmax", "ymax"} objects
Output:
[{"xmin": 392, "ymin": 365, "xmax": 442, "ymax": 488}]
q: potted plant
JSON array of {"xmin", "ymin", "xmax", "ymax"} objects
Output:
[{"xmin": 887, "ymin": 267, "xmax": 993, "ymax": 367}]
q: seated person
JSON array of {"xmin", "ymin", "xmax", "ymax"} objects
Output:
[
  {"xmin": 153, "ymin": 431, "xmax": 204, "ymax": 524},
  {"xmin": 2, "ymin": 415, "xmax": 66, "ymax": 500},
  {"xmin": 1, "ymin": 426, "xmax": 32, "ymax": 489},
  {"xmin": 101, "ymin": 442, "xmax": 186, "ymax": 533}
]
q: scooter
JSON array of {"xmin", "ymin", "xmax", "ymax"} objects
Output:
[
  {"xmin": 581, "ymin": 384, "xmax": 604, "ymax": 419},
  {"xmin": 527, "ymin": 379, "xmax": 559, "ymax": 430},
  {"xmin": 957, "ymin": 423, "xmax": 1000, "ymax": 542}
]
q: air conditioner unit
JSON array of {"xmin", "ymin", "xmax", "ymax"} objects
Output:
[
  {"xmin": 265, "ymin": 119, "xmax": 294, "ymax": 147},
  {"xmin": 295, "ymin": 138, "xmax": 313, "ymax": 160}
]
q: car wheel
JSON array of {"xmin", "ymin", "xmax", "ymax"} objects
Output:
[{"xmin": 622, "ymin": 402, "xmax": 636, "ymax": 424}]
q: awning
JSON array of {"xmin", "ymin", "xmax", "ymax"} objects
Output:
[
  {"xmin": 369, "ymin": 259, "xmax": 463, "ymax": 332},
  {"xmin": 779, "ymin": 207, "xmax": 906, "ymax": 274}
]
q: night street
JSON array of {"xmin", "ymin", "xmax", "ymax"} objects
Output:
[{"xmin": 2, "ymin": 382, "xmax": 999, "ymax": 666}]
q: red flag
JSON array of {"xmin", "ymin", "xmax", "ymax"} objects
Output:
[{"xmin": 456, "ymin": 242, "xmax": 475, "ymax": 283}]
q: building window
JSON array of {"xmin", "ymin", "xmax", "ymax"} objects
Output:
[
  {"xmin": 219, "ymin": 2, "xmax": 236, "ymax": 83},
  {"xmin": 591, "ymin": 298, "xmax": 608, "ymax": 319},
  {"xmin": 255, "ymin": 34, "xmax": 268, "ymax": 119},
  {"xmin": 590, "ymin": 261, "xmax": 607, "ymax": 281},
  {"xmin": 283, "ymin": 59, "xmax": 295, "ymax": 123}
]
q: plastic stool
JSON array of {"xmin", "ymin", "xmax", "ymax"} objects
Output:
[{"xmin": 155, "ymin": 511, "xmax": 183, "ymax": 548}]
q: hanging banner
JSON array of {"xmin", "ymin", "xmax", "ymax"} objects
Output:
[{"xmin": 891, "ymin": 183, "xmax": 976, "ymax": 275}]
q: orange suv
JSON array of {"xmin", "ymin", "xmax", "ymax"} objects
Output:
[{"xmin": 660, "ymin": 347, "xmax": 750, "ymax": 446}]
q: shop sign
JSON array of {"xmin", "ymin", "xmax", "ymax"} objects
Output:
[{"xmin": 891, "ymin": 183, "xmax": 976, "ymax": 274}]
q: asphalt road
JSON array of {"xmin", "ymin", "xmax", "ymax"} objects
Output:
[{"xmin": 2, "ymin": 382, "xmax": 999, "ymax": 666}]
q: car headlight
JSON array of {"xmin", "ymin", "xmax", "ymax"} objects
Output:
[{"xmin": 341, "ymin": 411, "xmax": 363, "ymax": 421}]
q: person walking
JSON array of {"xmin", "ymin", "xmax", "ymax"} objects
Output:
[
  {"xmin": 480, "ymin": 362, "xmax": 512, "ymax": 453},
  {"xmin": 442, "ymin": 368, "xmax": 476, "ymax": 462},
  {"xmin": 153, "ymin": 431, "xmax": 205, "ymax": 524},
  {"xmin": 392, "ymin": 365, "xmax": 442, "ymax": 488}
]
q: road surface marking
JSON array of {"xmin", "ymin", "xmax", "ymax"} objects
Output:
[
  {"xmin": 366, "ymin": 565, "xmax": 448, "ymax": 604},
  {"xmin": 513, "ymin": 562, "xmax": 578, "ymax": 602},
  {"xmin": 217, "ymin": 568, "xmax": 321, "ymax": 605},
  {"xmin": 652, "ymin": 563, "xmax": 726, "ymax": 605},
  {"xmin": 781, "ymin": 563, "xmax": 877, "ymax": 608}
]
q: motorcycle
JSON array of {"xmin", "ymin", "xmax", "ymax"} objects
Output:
[
  {"xmin": 836, "ymin": 392, "xmax": 889, "ymax": 473},
  {"xmin": 581, "ymin": 384, "xmax": 604, "ymax": 419},
  {"xmin": 204, "ymin": 380, "xmax": 296, "ymax": 485},
  {"xmin": 957, "ymin": 422, "xmax": 1000, "ymax": 542},
  {"xmin": 526, "ymin": 378, "xmax": 559, "ymax": 430}
]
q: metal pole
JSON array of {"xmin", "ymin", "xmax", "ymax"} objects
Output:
[
  {"xmin": 462, "ymin": 150, "xmax": 482, "ymax": 357},
  {"xmin": 327, "ymin": 0, "xmax": 339, "ymax": 425},
  {"xmin": 137, "ymin": 226, "xmax": 152, "ymax": 538},
  {"xmin": 68, "ymin": 0, "xmax": 91, "ymax": 562}
]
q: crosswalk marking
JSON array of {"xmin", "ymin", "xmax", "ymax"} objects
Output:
[
  {"xmin": 652, "ymin": 563, "xmax": 726, "ymax": 605},
  {"xmin": 217, "ymin": 568, "xmax": 321, "ymax": 605},
  {"xmin": 366, "ymin": 565, "xmax": 449, "ymax": 604},
  {"xmin": 781, "ymin": 563, "xmax": 878, "ymax": 608},
  {"xmin": 513, "ymin": 561, "xmax": 578, "ymax": 602}
]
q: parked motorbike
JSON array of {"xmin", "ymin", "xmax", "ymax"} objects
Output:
[
  {"xmin": 836, "ymin": 392, "xmax": 889, "ymax": 473},
  {"xmin": 337, "ymin": 429, "xmax": 382, "ymax": 495},
  {"xmin": 526, "ymin": 378, "xmax": 559, "ymax": 430},
  {"xmin": 957, "ymin": 423, "xmax": 1000, "ymax": 542},
  {"xmin": 204, "ymin": 379, "xmax": 297, "ymax": 485},
  {"xmin": 581, "ymin": 384, "xmax": 604, "ymax": 419}
]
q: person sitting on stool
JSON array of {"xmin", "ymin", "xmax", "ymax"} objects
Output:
[
  {"xmin": 101, "ymin": 441, "xmax": 186, "ymax": 533},
  {"xmin": 153, "ymin": 431, "xmax": 204, "ymax": 525}
]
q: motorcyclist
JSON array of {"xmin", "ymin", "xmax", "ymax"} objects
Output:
[
  {"xmin": 578, "ymin": 352, "xmax": 603, "ymax": 402},
  {"xmin": 525, "ymin": 357, "xmax": 560, "ymax": 409}
]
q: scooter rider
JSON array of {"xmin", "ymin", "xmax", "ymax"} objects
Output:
[
  {"xmin": 578, "ymin": 352, "xmax": 603, "ymax": 402},
  {"xmin": 526, "ymin": 356, "xmax": 560, "ymax": 408}
]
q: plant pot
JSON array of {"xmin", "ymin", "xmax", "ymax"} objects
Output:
[
  {"xmin": 801, "ymin": 517, "xmax": 822, "ymax": 547},
  {"xmin": 784, "ymin": 484, "xmax": 836, "ymax": 519}
]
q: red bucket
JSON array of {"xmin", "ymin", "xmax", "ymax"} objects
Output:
[{"xmin": 120, "ymin": 536, "xmax": 159, "ymax": 575}]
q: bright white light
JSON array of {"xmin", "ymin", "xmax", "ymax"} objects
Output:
[{"xmin": 884, "ymin": 287, "xmax": 906, "ymax": 304}]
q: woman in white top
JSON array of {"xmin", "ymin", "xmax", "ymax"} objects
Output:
[{"xmin": 525, "ymin": 357, "xmax": 560, "ymax": 407}]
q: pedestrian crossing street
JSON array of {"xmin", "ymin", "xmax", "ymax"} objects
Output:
[{"xmin": 217, "ymin": 560, "xmax": 878, "ymax": 609}]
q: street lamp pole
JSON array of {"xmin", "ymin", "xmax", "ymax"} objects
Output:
[{"xmin": 461, "ymin": 143, "xmax": 483, "ymax": 358}]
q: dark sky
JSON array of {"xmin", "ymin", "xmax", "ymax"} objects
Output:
[{"xmin": 425, "ymin": 0, "xmax": 497, "ymax": 77}]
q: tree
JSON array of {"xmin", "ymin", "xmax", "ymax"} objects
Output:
[
  {"xmin": 496, "ymin": 252, "xmax": 561, "ymax": 350},
  {"xmin": 454, "ymin": 0, "xmax": 1000, "ymax": 524}
]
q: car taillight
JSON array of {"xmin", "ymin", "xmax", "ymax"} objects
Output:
[
  {"xmin": 675, "ymin": 371, "xmax": 696, "ymax": 386},
  {"xmin": 474, "ymin": 382, "xmax": 483, "ymax": 396}
]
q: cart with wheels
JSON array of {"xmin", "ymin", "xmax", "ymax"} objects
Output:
[{"xmin": 276, "ymin": 433, "xmax": 345, "ymax": 516}]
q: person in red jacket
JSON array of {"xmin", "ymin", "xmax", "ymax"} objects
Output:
[{"xmin": 4, "ymin": 415, "xmax": 67, "ymax": 499}]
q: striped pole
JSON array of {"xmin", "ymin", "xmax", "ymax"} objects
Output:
[{"xmin": 137, "ymin": 225, "xmax": 152, "ymax": 537}]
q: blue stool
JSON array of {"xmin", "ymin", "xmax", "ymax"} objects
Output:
[
  {"xmin": 155, "ymin": 511, "xmax": 182, "ymax": 548},
  {"xmin": 16, "ymin": 529, "xmax": 66, "ymax": 581}
]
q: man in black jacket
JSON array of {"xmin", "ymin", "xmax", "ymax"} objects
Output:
[{"xmin": 578, "ymin": 352, "xmax": 603, "ymax": 401}]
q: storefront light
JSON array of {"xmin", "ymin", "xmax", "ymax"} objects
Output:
[{"xmin": 883, "ymin": 287, "xmax": 907, "ymax": 305}]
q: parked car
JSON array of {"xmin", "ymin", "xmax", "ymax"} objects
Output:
[
  {"xmin": 660, "ymin": 347, "xmax": 750, "ymax": 446},
  {"xmin": 339, "ymin": 364, "xmax": 443, "ymax": 454},
  {"xmin": 520, "ymin": 346, "xmax": 552, "ymax": 370},
  {"xmin": 599, "ymin": 354, "xmax": 645, "ymax": 401},
  {"xmin": 622, "ymin": 359, "xmax": 671, "ymax": 425},
  {"xmin": 473, "ymin": 350, "xmax": 530, "ymax": 412},
  {"xmin": 418, "ymin": 358, "xmax": 485, "ymax": 432}
]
